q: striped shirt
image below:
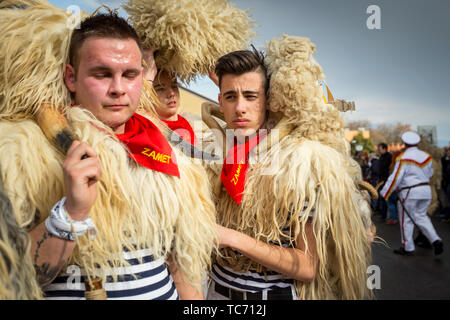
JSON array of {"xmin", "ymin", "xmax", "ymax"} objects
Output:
[
  {"xmin": 211, "ymin": 210, "xmax": 313, "ymax": 293},
  {"xmin": 44, "ymin": 248, "xmax": 178, "ymax": 300},
  {"xmin": 211, "ymin": 229, "xmax": 296, "ymax": 292},
  {"xmin": 211, "ymin": 263, "xmax": 294, "ymax": 292}
]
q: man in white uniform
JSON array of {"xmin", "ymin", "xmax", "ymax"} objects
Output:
[{"xmin": 381, "ymin": 131, "xmax": 443, "ymax": 256}]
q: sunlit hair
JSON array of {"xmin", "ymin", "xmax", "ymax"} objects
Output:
[
  {"xmin": 69, "ymin": 12, "xmax": 143, "ymax": 71},
  {"xmin": 215, "ymin": 47, "xmax": 269, "ymax": 96}
]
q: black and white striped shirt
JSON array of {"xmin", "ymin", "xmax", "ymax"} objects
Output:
[
  {"xmin": 211, "ymin": 212, "xmax": 313, "ymax": 293},
  {"xmin": 44, "ymin": 248, "xmax": 178, "ymax": 300},
  {"xmin": 211, "ymin": 233, "xmax": 296, "ymax": 293},
  {"xmin": 211, "ymin": 263, "xmax": 294, "ymax": 292}
]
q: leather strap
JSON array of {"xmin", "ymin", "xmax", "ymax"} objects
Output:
[{"xmin": 398, "ymin": 182, "xmax": 429, "ymax": 192}]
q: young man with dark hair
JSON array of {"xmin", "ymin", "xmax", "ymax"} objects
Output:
[
  {"xmin": 64, "ymin": 13, "xmax": 144, "ymax": 135},
  {"xmin": 377, "ymin": 143, "xmax": 392, "ymax": 185},
  {"xmin": 205, "ymin": 47, "xmax": 372, "ymax": 300},
  {"xmin": 208, "ymin": 49, "xmax": 315, "ymax": 300},
  {"xmin": 1, "ymin": 8, "xmax": 215, "ymax": 300},
  {"xmin": 215, "ymin": 50, "xmax": 269, "ymax": 138},
  {"xmin": 68, "ymin": 13, "xmax": 144, "ymax": 72}
]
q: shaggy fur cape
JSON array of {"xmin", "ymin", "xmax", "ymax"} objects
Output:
[
  {"xmin": 0, "ymin": 0, "xmax": 88, "ymax": 121},
  {"xmin": 123, "ymin": 0, "xmax": 255, "ymax": 83},
  {"xmin": 206, "ymin": 35, "xmax": 373, "ymax": 299},
  {"xmin": 0, "ymin": 178, "xmax": 42, "ymax": 299},
  {"xmin": 0, "ymin": 109, "xmax": 217, "ymax": 292}
]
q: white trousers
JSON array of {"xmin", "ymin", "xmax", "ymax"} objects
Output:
[{"xmin": 397, "ymin": 198, "xmax": 440, "ymax": 252}]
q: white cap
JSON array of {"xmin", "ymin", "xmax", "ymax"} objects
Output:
[{"xmin": 401, "ymin": 131, "xmax": 420, "ymax": 145}]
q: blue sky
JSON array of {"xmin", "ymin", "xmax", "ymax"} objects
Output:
[{"xmin": 49, "ymin": 0, "xmax": 450, "ymax": 146}]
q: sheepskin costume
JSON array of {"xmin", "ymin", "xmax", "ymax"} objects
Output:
[
  {"xmin": 416, "ymin": 139, "xmax": 442, "ymax": 216},
  {"xmin": 205, "ymin": 35, "xmax": 373, "ymax": 299},
  {"xmin": 0, "ymin": 0, "xmax": 217, "ymax": 297},
  {"xmin": 0, "ymin": 178, "xmax": 42, "ymax": 300},
  {"xmin": 0, "ymin": 0, "xmax": 83, "ymax": 121},
  {"xmin": 123, "ymin": 0, "xmax": 255, "ymax": 83}
]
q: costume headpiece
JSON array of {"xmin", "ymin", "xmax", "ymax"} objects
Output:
[
  {"xmin": 265, "ymin": 35, "xmax": 377, "ymax": 198},
  {"xmin": 265, "ymin": 35, "xmax": 348, "ymax": 152},
  {"xmin": 0, "ymin": 0, "xmax": 89, "ymax": 121},
  {"xmin": 123, "ymin": 0, "xmax": 256, "ymax": 83}
]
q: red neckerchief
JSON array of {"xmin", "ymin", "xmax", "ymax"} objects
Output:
[
  {"xmin": 116, "ymin": 113, "xmax": 180, "ymax": 178},
  {"xmin": 162, "ymin": 115, "xmax": 196, "ymax": 145},
  {"xmin": 221, "ymin": 131, "xmax": 267, "ymax": 204}
]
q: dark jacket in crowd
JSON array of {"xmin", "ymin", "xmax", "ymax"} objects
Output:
[
  {"xmin": 378, "ymin": 152, "xmax": 392, "ymax": 187},
  {"xmin": 442, "ymin": 156, "xmax": 450, "ymax": 189},
  {"xmin": 369, "ymin": 157, "xmax": 380, "ymax": 187}
]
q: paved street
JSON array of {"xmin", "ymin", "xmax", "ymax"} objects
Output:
[{"xmin": 371, "ymin": 214, "xmax": 450, "ymax": 299}]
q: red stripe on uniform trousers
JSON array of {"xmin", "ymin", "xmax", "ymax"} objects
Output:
[{"xmin": 401, "ymin": 205, "xmax": 406, "ymax": 249}]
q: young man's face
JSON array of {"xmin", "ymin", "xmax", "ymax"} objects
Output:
[
  {"xmin": 218, "ymin": 71, "xmax": 267, "ymax": 137},
  {"xmin": 64, "ymin": 37, "xmax": 143, "ymax": 134},
  {"xmin": 378, "ymin": 145, "xmax": 386, "ymax": 155},
  {"xmin": 153, "ymin": 71, "xmax": 180, "ymax": 121}
]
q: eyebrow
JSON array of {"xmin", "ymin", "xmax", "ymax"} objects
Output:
[
  {"xmin": 88, "ymin": 66, "xmax": 141, "ymax": 74},
  {"xmin": 87, "ymin": 66, "xmax": 108, "ymax": 72},
  {"xmin": 223, "ymin": 90, "xmax": 259, "ymax": 96}
]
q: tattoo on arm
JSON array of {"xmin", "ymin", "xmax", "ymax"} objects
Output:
[{"xmin": 33, "ymin": 231, "xmax": 66, "ymax": 287}]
